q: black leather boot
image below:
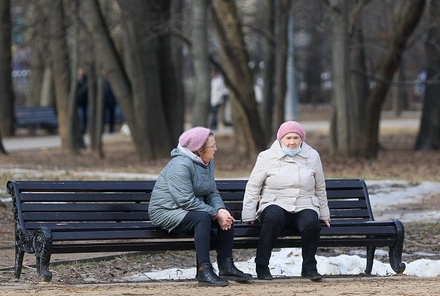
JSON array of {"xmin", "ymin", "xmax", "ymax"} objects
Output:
[
  {"xmin": 301, "ymin": 269, "xmax": 322, "ymax": 281},
  {"xmin": 197, "ymin": 263, "xmax": 229, "ymax": 286},
  {"xmin": 256, "ymin": 264, "xmax": 273, "ymax": 280},
  {"xmin": 217, "ymin": 257, "xmax": 252, "ymax": 282}
]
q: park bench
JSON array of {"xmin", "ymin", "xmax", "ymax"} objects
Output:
[
  {"xmin": 14, "ymin": 106, "xmax": 58, "ymax": 135},
  {"xmin": 7, "ymin": 178, "xmax": 405, "ymax": 282}
]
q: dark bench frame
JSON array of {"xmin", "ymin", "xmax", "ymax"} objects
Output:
[
  {"xmin": 7, "ymin": 178, "xmax": 405, "ymax": 282},
  {"xmin": 14, "ymin": 106, "xmax": 58, "ymax": 135}
]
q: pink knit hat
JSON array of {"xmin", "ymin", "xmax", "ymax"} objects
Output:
[
  {"xmin": 179, "ymin": 127, "xmax": 211, "ymax": 152},
  {"xmin": 276, "ymin": 121, "xmax": 306, "ymax": 141}
]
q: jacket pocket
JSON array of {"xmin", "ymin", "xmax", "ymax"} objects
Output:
[{"xmin": 310, "ymin": 195, "xmax": 320, "ymax": 207}]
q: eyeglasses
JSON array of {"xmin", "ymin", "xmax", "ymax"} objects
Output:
[{"xmin": 206, "ymin": 144, "xmax": 217, "ymax": 149}]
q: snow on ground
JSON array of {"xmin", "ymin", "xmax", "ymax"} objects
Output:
[{"xmin": 123, "ymin": 248, "xmax": 440, "ymax": 281}]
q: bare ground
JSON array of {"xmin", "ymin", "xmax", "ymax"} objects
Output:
[{"xmin": 1, "ymin": 113, "xmax": 440, "ymax": 294}]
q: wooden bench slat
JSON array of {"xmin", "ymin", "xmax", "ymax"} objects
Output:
[
  {"xmin": 22, "ymin": 212, "xmax": 149, "ymax": 221},
  {"xmin": 327, "ymin": 200, "xmax": 368, "ymax": 209},
  {"xmin": 51, "ymin": 242, "xmax": 201, "ymax": 254},
  {"xmin": 24, "ymin": 222, "xmax": 152, "ymax": 231},
  {"xmin": 326, "ymin": 190, "xmax": 367, "ymax": 199},
  {"xmin": 51, "ymin": 230, "xmax": 168, "ymax": 241},
  {"xmin": 12, "ymin": 180, "xmax": 154, "ymax": 191},
  {"xmin": 19, "ymin": 192, "xmax": 150, "ymax": 202},
  {"xmin": 21, "ymin": 203, "xmax": 149, "ymax": 212},
  {"xmin": 330, "ymin": 209, "xmax": 371, "ymax": 218}
]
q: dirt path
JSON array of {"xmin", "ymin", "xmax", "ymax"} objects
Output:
[{"xmin": 1, "ymin": 277, "xmax": 439, "ymax": 296}]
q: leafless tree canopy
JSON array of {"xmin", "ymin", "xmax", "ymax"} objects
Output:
[{"xmin": 1, "ymin": 0, "xmax": 438, "ymax": 160}]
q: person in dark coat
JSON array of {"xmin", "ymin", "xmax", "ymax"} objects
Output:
[
  {"xmin": 103, "ymin": 79, "xmax": 117, "ymax": 133},
  {"xmin": 76, "ymin": 67, "xmax": 88, "ymax": 134}
]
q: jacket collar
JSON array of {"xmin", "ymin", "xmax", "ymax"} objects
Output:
[{"xmin": 172, "ymin": 144, "xmax": 207, "ymax": 166}]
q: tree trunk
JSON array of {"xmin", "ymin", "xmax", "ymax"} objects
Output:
[
  {"xmin": 363, "ymin": 0, "xmax": 426, "ymax": 158},
  {"xmin": 0, "ymin": 0, "xmax": 14, "ymax": 137},
  {"xmin": 211, "ymin": 0, "xmax": 265, "ymax": 159},
  {"xmin": 119, "ymin": 0, "xmax": 177, "ymax": 158},
  {"xmin": 170, "ymin": 0, "xmax": 185, "ymax": 138},
  {"xmin": 82, "ymin": 0, "xmax": 137, "ymax": 152},
  {"xmin": 329, "ymin": 0, "xmax": 351, "ymax": 157},
  {"xmin": 0, "ymin": 130, "xmax": 6, "ymax": 154},
  {"xmin": 261, "ymin": 0, "xmax": 276, "ymax": 145},
  {"xmin": 349, "ymin": 24, "xmax": 369, "ymax": 157},
  {"xmin": 84, "ymin": 0, "xmax": 178, "ymax": 160},
  {"xmin": 47, "ymin": 0, "xmax": 80, "ymax": 153},
  {"xmin": 191, "ymin": 0, "xmax": 210, "ymax": 127},
  {"xmin": 93, "ymin": 74, "xmax": 105, "ymax": 158},
  {"xmin": 68, "ymin": 0, "xmax": 86, "ymax": 150},
  {"xmin": 40, "ymin": 66, "xmax": 55, "ymax": 107},
  {"xmin": 274, "ymin": 0, "xmax": 290, "ymax": 130},
  {"xmin": 27, "ymin": 1, "xmax": 46, "ymax": 106},
  {"xmin": 415, "ymin": 0, "xmax": 440, "ymax": 150},
  {"xmin": 304, "ymin": 29, "xmax": 324, "ymax": 106},
  {"xmin": 155, "ymin": 1, "xmax": 184, "ymax": 142}
]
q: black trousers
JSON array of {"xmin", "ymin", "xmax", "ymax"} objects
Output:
[
  {"xmin": 171, "ymin": 210, "xmax": 234, "ymax": 266},
  {"xmin": 256, "ymin": 205, "xmax": 321, "ymax": 272}
]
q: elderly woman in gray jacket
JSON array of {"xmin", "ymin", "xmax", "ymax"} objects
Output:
[
  {"xmin": 148, "ymin": 127, "xmax": 251, "ymax": 287},
  {"xmin": 242, "ymin": 121, "xmax": 331, "ymax": 282}
]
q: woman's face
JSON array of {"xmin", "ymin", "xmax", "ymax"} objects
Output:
[
  {"xmin": 280, "ymin": 132, "xmax": 302, "ymax": 150},
  {"xmin": 198, "ymin": 135, "xmax": 217, "ymax": 161}
]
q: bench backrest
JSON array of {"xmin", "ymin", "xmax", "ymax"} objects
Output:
[
  {"xmin": 217, "ymin": 179, "xmax": 374, "ymax": 222},
  {"xmin": 8, "ymin": 179, "xmax": 373, "ymax": 245},
  {"xmin": 14, "ymin": 106, "xmax": 58, "ymax": 127}
]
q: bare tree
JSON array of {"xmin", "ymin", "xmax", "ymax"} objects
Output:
[
  {"xmin": 260, "ymin": 0, "xmax": 276, "ymax": 145},
  {"xmin": 362, "ymin": 0, "xmax": 425, "ymax": 158},
  {"xmin": 46, "ymin": 0, "xmax": 84, "ymax": 153},
  {"xmin": 211, "ymin": 0, "xmax": 265, "ymax": 159},
  {"xmin": 328, "ymin": 0, "xmax": 359, "ymax": 157},
  {"xmin": 83, "ymin": 0, "xmax": 182, "ymax": 160},
  {"xmin": 416, "ymin": 0, "xmax": 440, "ymax": 150},
  {"xmin": 26, "ymin": 2, "xmax": 47, "ymax": 106},
  {"xmin": 273, "ymin": 0, "xmax": 291, "ymax": 131},
  {"xmin": 191, "ymin": 0, "xmax": 211, "ymax": 127},
  {"xmin": 328, "ymin": 0, "xmax": 425, "ymax": 158},
  {"xmin": 298, "ymin": 0, "xmax": 329, "ymax": 105},
  {"xmin": 0, "ymin": 0, "xmax": 14, "ymax": 138}
]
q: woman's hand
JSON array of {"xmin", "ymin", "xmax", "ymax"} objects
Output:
[
  {"xmin": 323, "ymin": 220, "xmax": 331, "ymax": 227},
  {"xmin": 215, "ymin": 209, "xmax": 235, "ymax": 230}
]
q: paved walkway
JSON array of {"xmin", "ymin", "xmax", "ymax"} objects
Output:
[{"xmin": 2, "ymin": 116, "xmax": 420, "ymax": 152}]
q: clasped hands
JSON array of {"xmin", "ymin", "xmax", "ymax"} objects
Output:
[{"xmin": 215, "ymin": 208, "xmax": 235, "ymax": 231}]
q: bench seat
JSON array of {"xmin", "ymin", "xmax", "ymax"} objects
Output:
[{"xmin": 7, "ymin": 179, "xmax": 405, "ymax": 282}]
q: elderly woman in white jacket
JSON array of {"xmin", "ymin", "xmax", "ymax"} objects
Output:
[{"xmin": 242, "ymin": 121, "xmax": 331, "ymax": 282}]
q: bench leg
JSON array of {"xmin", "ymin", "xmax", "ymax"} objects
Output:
[
  {"xmin": 389, "ymin": 219, "xmax": 406, "ymax": 273},
  {"xmin": 33, "ymin": 227, "xmax": 53, "ymax": 282},
  {"xmin": 14, "ymin": 248, "xmax": 25, "ymax": 280},
  {"xmin": 14, "ymin": 227, "xmax": 36, "ymax": 280},
  {"xmin": 365, "ymin": 246, "xmax": 375, "ymax": 275}
]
